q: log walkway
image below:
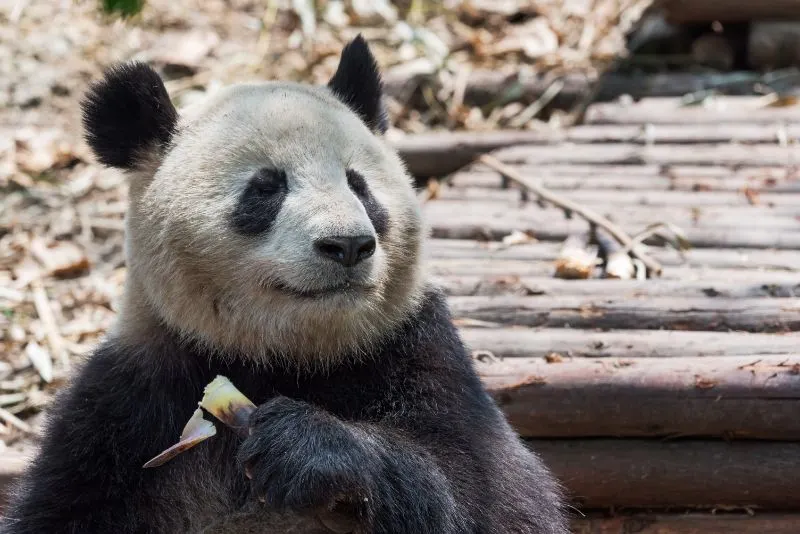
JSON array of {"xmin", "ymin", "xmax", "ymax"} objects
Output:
[{"xmin": 401, "ymin": 96, "xmax": 800, "ymax": 531}]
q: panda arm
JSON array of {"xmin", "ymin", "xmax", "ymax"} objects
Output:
[
  {"xmin": 1, "ymin": 343, "xmax": 206, "ymax": 534},
  {"xmin": 365, "ymin": 319, "xmax": 568, "ymax": 534},
  {"xmin": 241, "ymin": 292, "xmax": 566, "ymax": 533},
  {"xmin": 238, "ymin": 394, "xmax": 466, "ymax": 533}
]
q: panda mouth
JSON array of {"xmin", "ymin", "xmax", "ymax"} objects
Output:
[{"xmin": 270, "ymin": 280, "xmax": 373, "ymax": 299}]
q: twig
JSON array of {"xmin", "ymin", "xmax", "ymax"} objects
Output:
[
  {"xmin": 509, "ymin": 78, "xmax": 565, "ymax": 128},
  {"xmin": 31, "ymin": 281, "xmax": 69, "ymax": 372},
  {"xmin": 477, "ymin": 154, "xmax": 663, "ymax": 276},
  {"xmin": 0, "ymin": 406, "xmax": 33, "ymax": 434}
]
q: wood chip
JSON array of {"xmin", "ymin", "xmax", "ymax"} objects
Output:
[{"xmin": 24, "ymin": 341, "xmax": 53, "ymax": 383}]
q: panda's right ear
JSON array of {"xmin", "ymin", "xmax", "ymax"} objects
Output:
[{"xmin": 81, "ymin": 62, "xmax": 178, "ymax": 171}]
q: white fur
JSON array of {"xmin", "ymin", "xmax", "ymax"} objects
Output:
[{"xmin": 114, "ymin": 83, "xmax": 425, "ymax": 367}]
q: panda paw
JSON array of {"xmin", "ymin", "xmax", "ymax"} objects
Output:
[{"xmin": 237, "ymin": 396, "xmax": 378, "ymax": 517}]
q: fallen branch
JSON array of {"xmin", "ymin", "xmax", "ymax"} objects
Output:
[{"xmin": 477, "ymin": 154, "xmax": 664, "ymax": 276}]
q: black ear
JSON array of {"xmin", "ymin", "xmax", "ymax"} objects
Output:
[
  {"xmin": 81, "ymin": 62, "xmax": 178, "ymax": 170},
  {"xmin": 328, "ymin": 35, "xmax": 388, "ymax": 134}
]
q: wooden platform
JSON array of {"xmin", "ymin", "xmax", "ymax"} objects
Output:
[{"xmin": 407, "ymin": 96, "xmax": 800, "ymax": 530}]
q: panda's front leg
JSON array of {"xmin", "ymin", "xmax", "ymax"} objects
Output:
[{"xmin": 237, "ymin": 396, "xmax": 461, "ymax": 533}]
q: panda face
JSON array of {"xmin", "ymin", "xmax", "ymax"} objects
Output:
[{"xmin": 84, "ymin": 38, "xmax": 425, "ymax": 364}]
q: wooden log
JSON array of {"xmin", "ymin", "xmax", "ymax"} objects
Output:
[
  {"xmin": 457, "ymin": 164, "xmax": 791, "ymax": 180},
  {"xmin": 391, "ymin": 126, "xmax": 800, "ymax": 177},
  {"xmin": 425, "ymin": 201, "xmax": 798, "ymax": 233},
  {"xmin": 586, "ymin": 97, "xmax": 800, "ymax": 125},
  {"xmin": 448, "ymin": 295, "xmax": 800, "ymax": 332},
  {"xmin": 431, "ymin": 186, "xmax": 800, "ymax": 210},
  {"xmin": 430, "ymin": 257, "xmax": 800, "ymax": 279},
  {"xmin": 428, "ymin": 239, "xmax": 800, "ymax": 271},
  {"xmin": 450, "ymin": 171, "xmax": 800, "ymax": 193},
  {"xmin": 532, "ymin": 439, "xmax": 800, "ymax": 508},
  {"xmin": 492, "ymin": 143, "xmax": 800, "ymax": 167},
  {"xmin": 424, "ymin": 206, "xmax": 800, "ymax": 249},
  {"xmin": 461, "ymin": 328, "xmax": 800, "ymax": 359},
  {"xmin": 390, "ymin": 130, "xmax": 559, "ymax": 178},
  {"xmin": 659, "ymin": 0, "xmax": 800, "ymax": 23},
  {"xmin": 435, "ymin": 274, "xmax": 800, "ymax": 298},
  {"xmin": 567, "ymin": 123, "xmax": 800, "ymax": 145},
  {"xmin": 572, "ymin": 513, "xmax": 800, "ymax": 534},
  {"xmin": 478, "ymin": 355, "xmax": 800, "ymax": 440}
]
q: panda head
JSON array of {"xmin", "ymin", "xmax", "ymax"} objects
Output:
[{"xmin": 82, "ymin": 36, "xmax": 425, "ymax": 364}]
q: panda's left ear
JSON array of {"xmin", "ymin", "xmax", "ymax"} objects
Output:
[
  {"xmin": 82, "ymin": 62, "xmax": 178, "ymax": 171},
  {"xmin": 328, "ymin": 35, "xmax": 388, "ymax": 134}
]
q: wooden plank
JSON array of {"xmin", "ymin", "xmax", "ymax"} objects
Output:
[
  {"xmin": 431, "ymin": 187, "xmax": 800, "ymax": 209},
  {"xmin": 586, "ymin": 97, "xmax": 800, "ymax": 125},
  {"xmin": 492, "ymin": 143, "xmax": 800, "ymax": 167},
  {"xmin": 424, "ymin": 207, "xmax": 800, "ymax": 249},
  {"xmin": 436, "ymin": 274, "xmax": 800, "ymax": 298},
  {"xmin": 531, "ymin": 440, "xmax": 800, "ymax": 508},
  {"xmin": 572, "ymin": 513, "xmax": 800, "ymax": 534},
  {"xmin": 479, "ymin": 355, "xmax": 800, "ymax": 440},
  {"xmin": 461, "ymin": 328, "xmax": 800, "ymax": 359},
  {"xmin": 448, "ymin": 295, "xmax": 800, "ymax": 332},
  {"xmin": 428, "ymin": 240, "xmax": 800, "ymax": 271}
]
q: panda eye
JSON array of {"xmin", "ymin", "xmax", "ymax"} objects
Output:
[
  {"xmin": 346, "ymin": 169, "xmax": 368, "ymax": 197},
  {"xmin": 250, "ymin": 168, "xmax": 287, "ymax": 195}
]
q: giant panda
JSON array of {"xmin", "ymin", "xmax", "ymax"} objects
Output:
[{"xmin": 2, "ymin": 37, "xmax": 568, "ymax": 534}]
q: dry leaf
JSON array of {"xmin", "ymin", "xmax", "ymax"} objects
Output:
[
  {"xmin": 502, "ymin": 230, "xmax": 537, "ymax": 246},
  {"xmin": 544, "ymin": 352, "xmax": 564, "ymax": 363},
  {"xmin": 29, "ymin": 239, "xmax": 90, "ymax": 279},
  {"xmin": 554, "ymin": 235, "xmax": 599, "ymax": 279}
]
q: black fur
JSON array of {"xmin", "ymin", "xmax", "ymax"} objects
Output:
[
  {"xmin": 82, "ymin": 62, "xmax": 177, "ymax": 170},
  {"xmin": 347, "ymin": 169, "xmax": 389, "ymax": 238},
  {"xmin": 328, "ymin": 36, "xmax": 388, "ymax": 134},
  {"xmin": 231, "ymin": 168, "xmax": 289, "ymax": 236},
  {"xmin": 1, "ymin": 290, "xmax": 568, "ymax": 534}
]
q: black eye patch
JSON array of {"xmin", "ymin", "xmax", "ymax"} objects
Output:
[
  {"xmin": 347, "ymin": 169, "xmax": 389, "ymax": 238},
  {"xmin": 231, "ymin": 168, "xmax": 288, "ymax": 236}
]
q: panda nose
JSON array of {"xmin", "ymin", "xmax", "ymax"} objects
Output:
[{"xmin": 314, "ymin": 235, "xmax": 376, "ymax": 267}]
